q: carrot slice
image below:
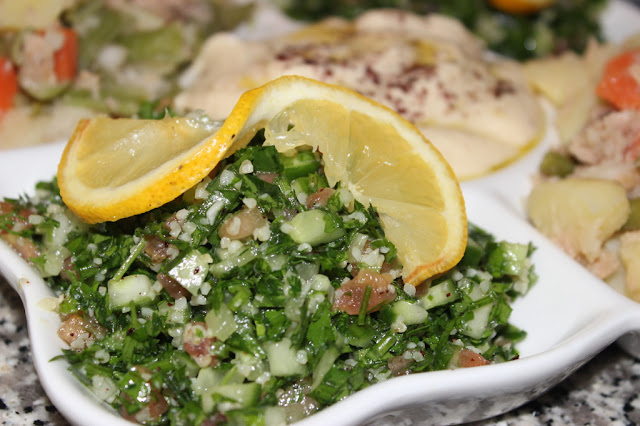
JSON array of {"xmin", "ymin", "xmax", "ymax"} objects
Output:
[
  {"xmin": 596, "ymin": 48, "xmax": 640, "ymax": 110},
  {"xmin": 0, "ymin": 57, "xmax": 18, "ymax": 118},
  {"xmin": 489, "ymin": 0, "xmax": 555, "ymax": 14},
  {"xmin": 53, "ymin": 28, "xmax": 78, "ymax": 82}
]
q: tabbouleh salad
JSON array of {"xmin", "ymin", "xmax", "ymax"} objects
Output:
[{"xmin": 0, "ymin": 126, "xmax": 536, "ymax": 425}]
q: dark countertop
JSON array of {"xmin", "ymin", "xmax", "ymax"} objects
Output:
[{"xmin": 1, "ymin": 273, "xmax": 639, "ymax": 426}]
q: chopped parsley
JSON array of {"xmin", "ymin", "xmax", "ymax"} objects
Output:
[{"xmin": 0, "ymin": 134, "xmax": 536, "ymax": 425}]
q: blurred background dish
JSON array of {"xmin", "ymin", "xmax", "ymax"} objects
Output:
[
  {"xmin": 0, "ymin": 0, "xmax": 254, "ymax": 149},
  {"xmin": 0, "ymin": 0, "xmax": 614, "ymax": 151}
]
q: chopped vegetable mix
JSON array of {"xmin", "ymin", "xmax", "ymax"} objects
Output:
[
  {"xmin": 281, "ymin": 0, "xmax": 607, "ymax": 60},
  {"xmin": 0, "ymin": 0, "xmax": 254, "ymax": 119},
  {"xmin": 0, "ymin": 131, "xmax": 536, "ymax": 425}
]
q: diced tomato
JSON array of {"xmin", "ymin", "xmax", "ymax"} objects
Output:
[
  {"xmin": 387, "ymin": 355, "xmax": 414, "ymax": 376},
  {"xmin": 1, "ymin": 233, "xmax": 41, "ymax": 261},
  {"xmin": 306, "ymin": 187, "xmax": 334, "ymax": 209},
  {"xmin": 456, "ymin": 348, "xmax": 491, "ymax": 368},
  {"xmin": 218, "ymin": 207, "xmax": 267, "ymax": 240},
  {"xmin": 0, "ymin": 201, "xmax": 13, "ymax": 215},
  {"xmin": 157, "ymin": 273, "xmax": 190, "ymax": 299},
  {"xmin": 147, "ymin": 389, "xmax": 169, "ymax": 419},
  {"xmin": 596, "ymin": 48, "xmax": 640, "ymax": 110},
  {"xmin": 333, "ymin": 269, "xmax": 396, "ymax": 315},
  {"xmin": 183, "ymin": 322, "xmax": 219, "ymax": 367},
  {"xmin": 256, "ymin": 172, "xmax": 278, "ymax": 183},
  {"xmin": 0, "ymin": 57, "xmax": 18, "ymax": 118},
  {"xmin": 201, "ymin": 413, "xmax": 228, "ymax": 426},
  {"xmin": 143, "ymin": 235, "xmax": 174, "ymax": 264},
  {"xmin": 120, "ymin": 388, "xmax": 168, "ymax": 423},
  {"xmin": 53, "ymin": 28, "xmax": 78, "ymax": 82}
]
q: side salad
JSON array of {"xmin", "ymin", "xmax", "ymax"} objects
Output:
[
  {"xmin": 525, "ymin": 44, "xmax": 640, "ymax": 301},
  {"xmin": 280, "ymin": 0, "xmax": 607, "ymax": 60},
  {"xmin": 0, "ymin": 0, "xmax": 253, "ymax": 116},
  {"xmin": 0, "ymin": 0, "xmax": 254, "ymax": 149},
  {"xmin": 0, "ymin": 129, "xmax": 536, "ymax": 425}
]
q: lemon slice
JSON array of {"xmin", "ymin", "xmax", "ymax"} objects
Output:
[
  {"xmin": 58, "ymin": 76, "xmax": 467, "ymax": 285},
  {"xmin": 489, "ymin": 0, "xmax": 556, "ymax": 14},
  {"xmin": 58, "ymin": 114, "xmax": 227, "ymax": 224}
]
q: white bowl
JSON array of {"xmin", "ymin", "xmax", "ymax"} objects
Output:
[{"xmin": 2, "ymin": 124, "xmax": 640, "ymax": 426}]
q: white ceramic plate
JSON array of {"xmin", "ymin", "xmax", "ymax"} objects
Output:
[{"xmin": 2, "ymin": 1, "xmax": 640, "ymax": 425}]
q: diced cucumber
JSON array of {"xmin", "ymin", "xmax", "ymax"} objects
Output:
[
  {"xmin": 41, "ymin": 246, "xmax": 68, "ymax": 279},
  {"xmin": 291, "ymin": 174, "xmax": 330, "ymax": 200},
  {"xmin": 291, "ymin": 180, "xmax": 308, "ymax": 205},
  {"xmin": 310, "ymin": 274, "xmax": 332, "ymax": 292},
  {"xmin": 458, "ymin": 277, "xmax": 489, "ymax": 302},
  {"xmin": 119, "ymin": 24, "xmax": 186, "ymax": 66},
  {"xmin": 171, "ymin": 350, "xmax": 200, "ymax": 378},
  {"xmin": 280, "ymin": 150, "xmax": 320, "ymax": 180},
  {"xmin": 210, "ymin": 245, "xmax": 258, "ymax": 278},
  {"xmin": 158, "ymin": 298, "xmax": 191, "ymax": 324},
  {"xmin": 394, "ymin": 300, "xmax": 429, "ymax": 325},
  {"xmin": 486, "ymin": 242, "xmax": 530, "ymax": 278},
  {"xmin": 381, "ymin": 300, "xmax": 428, "ymax": 326},
  {"xmin": 291, "ymin": 177, "xmax": 309, "ymax": 199},
  {"xmin": 193, "ymin": 368, "xmax": 256, "ymax": 413},
  {"xmin": 312, "ymin": 346, "xmax": 340, "ymax": 389},
  {"xmin": 343, "ymin": 323, "xmax": 376, "ymax": 347},
  {"xmin": 205, "ymin": 303, "xmax": 238, "ymax": 342},
  {"xmin": 193, "ymin": 368, "xmax": 225, "ymax": 413},
  {"xmin": 233, "ymin": 352, "xmax": 267, "ymax": 381},
  {"xmin": 461, "ymin": 303, "xmax": 494, "ymax": 339},
  {"xmin": 40, "ymin": 205, "xmax": 85, "ymax": 277},
  {"xmin": 286, "ymin": 210, "xmax": 345, "ymax": 246},
  {"xmin": 418, "ymin": 279, "xmax": 459, "ymax": 310},
  {"xmin": 193, "ymin": 367, "xmax": 224, "ymax": 393},
  {"xmin": 220, "ymin": 365, "xmax": 247, "ymax": 386},
  {"xmin": 107, "ymin": 274, "xmax": 157, "ymax": 308},
  {"xmin": 265, "ymin": 337, "xmax": 307, "ymax": 377},
  {"xmin": 213, "ymin": 383, "xmax": 261, "ymax": 408},
  {"xmin": 225, "ymin": 408, "xmax": 274, "ymax": 426},
  {"xmin": 168, "ymin": 250, "xmax": 210, "ymax": 295},
  {"xmin": 263, "ymin": 253, "xmax": 288, "ymax": 272},
  {"xmin": 264, "ymin": 406, "xmax": 287, "ymax": 426}
]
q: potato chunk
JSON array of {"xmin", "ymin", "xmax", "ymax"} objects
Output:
[
  {"xmin": 0, "ymin": 0, "xmax": 76, "ymax": 29},
  {"xmin": 527, "ymin": 178, "xmax": 630, "ymax": 262},
  {"xmin": 524, "ymin": 41, "xmax": 620, "ymax": 144},
  {"xmin": 524, "ymin": 52, "xmax": 589, "ymax": 106},
  {"xmin": 620, "ymin": 231, "xmax": 640, "ymax": 302}
]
